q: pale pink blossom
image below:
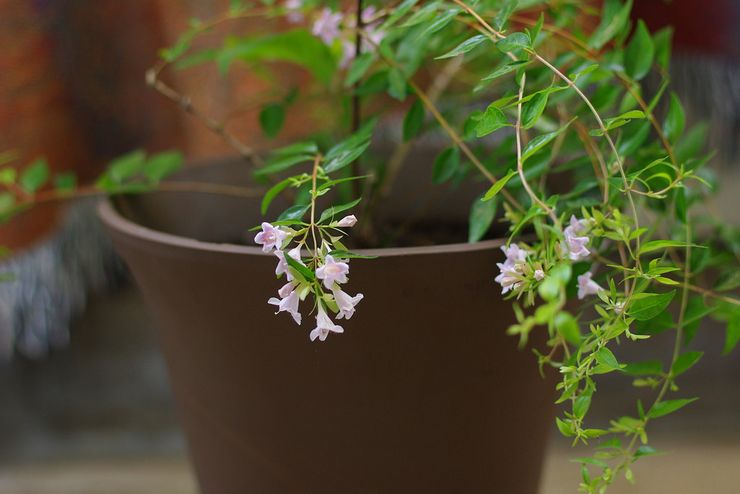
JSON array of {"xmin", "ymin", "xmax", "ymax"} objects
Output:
[
  {"xmin": 268, "ymin": 286, "xmax": 302, "ymax": 325},
  {"xmin": 534, "ymin": 269, "xmax": 545, "ymax": 281},
  {"xmin": 336, "ymin": 215, "xmax": 357, "ymax": 228},
  {"xmin": 502, "ymin": 243, "xmax": 529, "ymax": 264},
  {"xmin": 563, "ymin": 215, "xmax": 591, "ymax": 261},
  {"xmin": 340, "ymin": 6, "xmax": 386, "ymax": 67},
  {"xmin": 310, "ymin": 305, "xmax": 344, "ymax": 342},
  {"xmin": 312, "ymin": 8, "xmax": 343, "ymax": 45},
  {"xmin": 316, "ymin": 255, "xmax": 349, "ymax": 289},
  {"xmin": 284, "ymin": 0, "xmax": 304, "ymax": 23},
  {"xmin": 495, "ymin": 243, "xmax": 529, "ymax": 294},
  {"xmin": 275, "ymin": 246, "xmax": 303, "ymax": 280},
  {"xmin": 577, "ymin": 272, "xmax": 603, "ymax": 300},
  {"xmin": 255, "ymin": 222, "xmax": 288, "ymax": 253},
  {"xmin": 332, "ymin": 286, "xmax": 363, "ymax": 320}
]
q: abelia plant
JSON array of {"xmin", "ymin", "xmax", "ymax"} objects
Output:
[{"xmin": 2, "ymin": 0, "xmax": 739, "ymax": 492}]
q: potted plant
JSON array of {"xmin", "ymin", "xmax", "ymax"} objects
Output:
[{"xmin": 2, "ymin": 1, "xmax": 738, "ymax": 493}]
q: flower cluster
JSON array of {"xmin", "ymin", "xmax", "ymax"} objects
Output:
[
  {"xmin": 307, "ymin": 4, "xmax": 386, "ymax": 67},
  {"xmin": 255, "ymin": 215, "xmax": 363, "ymax": 342},
  {"xmin": 496, "ymin": 215, "xmax": 603, "ymax": 300}
]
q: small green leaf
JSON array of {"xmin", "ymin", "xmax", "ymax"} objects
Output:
[
  {"xmin": 403, "ymin": 99, "xmax": 425, "ymax": 141},
  {"xmin": 663, "ymin": 92, "xmax": 685, "ymax": 143},
  {"xmin": 482, "ymin": 169, "xmax": 516, "ymax": 201},
  {"xmin": 345, "ymin": 52, "xmax": 375, "ymax": 87},
  {"xmin": 0, "ymin": 167, "xmax": 16, "ymax": 185},
  {"xmin": 387, "ymin": 68, "xmax": 407, "ymax": 100},
  {"xmin": 624, "ymin": 20, "xmax": 654, "ymax": 80},
  {"xmin": 589, "ymin": 0, "xmax": 633, "ymax": 50},
  {"xmin": 521, "ymin": 92, "xmax": 548, "ymax": 129},
  {"xmin": 277, "ymin": 204, "xmax": 310, "ymax": 222},
  {"xmin": 723, "ymin": 314, "xmax": 740, "ymax": 355},
  {"xmin": 629, "ymin": 291, "xmax": 676, "ymax": 321},
  {"xmin": 318, "ymin": 198, "xmax": 362, "ymax": 224},
  {"xmin": 144, "ymin": 151, "xmax": 183, "ymax": 183},
  {"xmin": 474, "ymin": 104, "xmax": 510, "ymax": 138},
  {"xmin": 468, "ymin": 194, "xmax": 497, "ymax": 243},
  {"xmin": 496, "ymin": 32, "xmax": 531, "ymax": 53},
  {"xmin": 556, "ymin": 417, "xmax": 575, "ymax": 437},
  {"xmin": 259, "ymin": 103, "xmax": 285, "ymax": 138},
  {"xmin": 521, "ymin": 123, "xmax": 571, "ymax": 163},
  {"xmin": 623, "ymin": 360, "xmax": 663, "ymax": 376},
  {"xmin": 285, "ymin": 250, "xmax": 315, "ymax": 282},
  {"xmin": 54, "ymin": 172, "xmax": 77, "ymax": 192},
  {"xmin": 653, "ymin": 27, "xmax": 673, "ymax": 71},
  {"xmin": 432, "ymin": 147, "xmax": 460, "ymax": 184},
  {"xmin": 555, "ymin": 312, "xmax": 581, "ymax": 346},
  {"xmin": 20, "ymin": 158, "xmax": 50, "ymax": 193},
  {"xmin": 638, "ymin": 240, "xmax": 701, "ymax": 255},
  {"xmin": 323, "ymin": 119, "xmax": 376, "ymax": 173},
  {"xmin": 255, "ymin": 154, "xmax": 314, "ymax": 177},
  {"xmin": 493, "ymin": 0, "xmax": 518, "ymax": 31},
  {"xmin": 648, "ymin": 398, "xmax": 697, "ymax": 419},
  {"xmin": 671, "ymin": 351, "xmax": 703, "ymax": 377},
  {"xmin": 573, "ymin": 394, "xmax": 591, "ymax": 419},
  {"xmin": 595, "ymin": 347, "xmax": 621, "ymax": 370},
  {"xmin": 261, "ymin": 178, "xmax": 293, "ymax": 215},
  {"xmin": 436, "ymin": 34, "xmax": 488, "ymax": 59}
]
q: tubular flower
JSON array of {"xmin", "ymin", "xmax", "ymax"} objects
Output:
[
  {"xmin": 275, "ymin": 246, "xmax": 303, "ymax": 280},
  {"xmin": 577, "ymin": 272, "xmax": 603, "ymax": 300},
  {"xmin": 310, "ymin": 305, "xmax": 344, "ymax": 342},
  {"xmin": 316, "ymin": 255, "xmax": 349, "ymax": 289},
  {"xmin": 332, "ymin": 286, "xmax": 363, "ymax": 320},
  {"xmin": 255, "ymin": 222, "xmax": 288, "ymax": 253},
  {"xmin": 268, "ymin": 285, "xmax": 302, "ymax": 325},
  {"xmin": 312, "ymin": 8, "xmax": 343, "ymax": 45},
  {"xmin": 336, "ymin": 215, "xmax": 357, "ymax": 228},
  {"xmin": 563, "ymin": 215, "xmax": 591, "ymax": 261},
  {"xmin": 495, "ymin": 244, "xmax": 530, "ymax": 294}
]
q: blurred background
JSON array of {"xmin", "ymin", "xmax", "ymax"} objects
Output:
[{"xmin": 0, "ymin": 0, "xmax": 738, "ymax": 492}]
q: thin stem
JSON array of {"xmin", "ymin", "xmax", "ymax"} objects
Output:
[
  {"xmin": 350, "ymin": 0, "xmax": 364, "ymax": 198},
  {"xmin": 515, "ymin": 72, "xmax": 558, "ymax": 224}
]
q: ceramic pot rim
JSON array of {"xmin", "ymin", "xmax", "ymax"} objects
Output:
[{"xmin": 98, "ymin": 198, "xmax": 506, "ymax": 258}]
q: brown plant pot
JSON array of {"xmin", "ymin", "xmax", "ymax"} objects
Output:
[{"xmin": 98, "ymin": 158, "xmax": 556, "ymax": 494}]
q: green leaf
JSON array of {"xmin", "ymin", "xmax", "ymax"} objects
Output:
[
  {"xmin": 653, "ymin": 27, "xmax": 673, "ymax": 71},
  {"xmin": 144, "ymin": 151, "xmax": 183, "ymax": 183},
  {"xmin": 724, "ymin": 313, "xmax": 740, "ymax": 355},
  {"xmin": 54, "ymin": 172, "xmax": 77, "ymax": 192},
  {"xmin": 20, "ymin": 158, "xmax": 50, "ymax": 193},
  {"xmin": 217, "ymin": 29, "xmax": 336, "ymax": 84},
  {"xmin": 521, "ymin": 92, "xmax": 548, "ymax": 129},
  {"xmin": 496, "ymin": 32, "xmax": 531, "ymax": 53},
  {"xmin": 255, "ymin": 154, "xmax": 313, "ymax": 177},
  {"xmin": 629, "ymin": 291, "xmax": 676, "ymax": 321},
  {"xmin": 624, "ymin": 20, "xmax": 654, "ymax": 80},
  {"xmin": 345, "ymin": 52, "xmax": 374, "ymax": 87},
  {"xmin": 277, "ymin": 204, "xmax": 310, "ymax": 222},
  {"xmin": 521, "ymin": 123, "xmax": 570, "ymax": 163},
  {"xmin": 638, "ymin": 240, "xmax": 701, "ymax": 255},
  {"xmin": 648, "ymin": 398, "xmax": 697, "ymax": 419},
  {"xmin": 573, "ymin": 394, "xmax": 591, "ymax": 419},
  {"xmin": 285, "ymin": 250, "xmax": 315, "ymax": 282},
  {"xmin": 468, "ymin": 194, "xmax": 497, "ymax": 243},
  {"xmin": 403, "ymin": 99, "xmax": 425, "ymax": 141},
  {"xmin": 556, "ymin": 417, "xmax": 575, "ymax": 437},
  {"xmin": 323, "ymin": 118, "xmax": 376, "ymax": 173},
  {"xmin": 663, "ymin": 92, "xmax": 685, "ymax": 143},
  {"xmin": 98, "ymin": 151, "xmax": 146, "ymax": 190},
  {"xmin": 261, "ymin": 178, "xmax": 293, "ymax": 215},
  {"xmin": 326, "ymin": 250, "xmax": 377, "ymax": 260},
  {"xmin": 480, "ymin": 60, "xmax": 529, "ymax": 83},
  {"xmin": 671, "ymin": 351, "xmax": 703, "ymax": 377},
  {"xmin": 0, "ymin": 167, "xmax": 16, "ymax": 185},
  {"xmin": 0, "ymin": 192, "xmax": 16, "ymax": 216},
  {"xmin": 475, "ymin": 104, "xmax": 510, "ymax": 137},
  {"xmin": 432, "ymin": 147, "xmax": 460, "ymax": 184},
  {"xmin": 318, "ymin": 198, "xmax": 362, "ymax": 224},
  {"xmin": 589, "ymin": 0, "xmax": 633, "ymax": 50},
  {"xmin": 595, "ymin": 347, "xmax": 621, "ymax": 370},
  {"xmin": 387, "ymin": 68, "xmax": 407, "ymax": 100},
  {"xmin": 623, "ymin": 360, "xmax": 663, "ymax": 376},
  {"xmin": 482, "ymin": 169, "xmax": 516, "ymax": 201},
  {"xmin": 555, "ymin": 312, "xmax": 581, "ymax": 346},
  {"xmin": 381, "ymin": 0, "xmax": 419, "ymax": 29},
  {"xmin": 259, "ymin": 103, "xmax": 285, "ymax": 138},
  {"xmin": 715, "ymin": 270, "xmax": 740, "ymax": 292},
  {"xmin": 436, "ymin": 34, "xmax": 488, "ymax": 59},
  {"xmin": 417, "ymin": 8, "xmax": 460, "ymax": 38},
  {"xmin": 493, "ymin": 0, "xmax": 518, "ymax": 31}
]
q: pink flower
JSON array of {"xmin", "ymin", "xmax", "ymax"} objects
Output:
[
  {"xmin": 316, "ymin": 255, "xmax": 349, "ymax": 289},
  {"xmin": 268, "ymin": 285, "xmax": 302, "ymax": 325},
  {"xmin": 577, "ymin": 272, "xmax": 603, "ymax": 300},
  {"xmin": 502, "ymin": 243, "xmax": 529, "ymax": 264},
  {"xmin": 563, "ymin": 215, "xmax": 592, "ymax": 261},
  {"xmin": 310, "ymin": 305, "xmax": 344, "ymax": 342},
  {"xmin": 255, "ymin": 222, "xmax": 288, "ymax": 253},
  {"xmin": 336, "ymin": 215, "xmax": 357, "ymax": 228},
  {"xmin": 534, "ymin": 269, "xmax": 545, "ymax": 281},
  {"xmin": 332, "ymin": 286, "xmax": 363, "ymax": 320},
  {"xmin": 495, "ymin": 243, "xmax": 529, "ymax": 294},
  {"xmin": 284, "ymin": 0, "xmax": 304, "ymax": 23},
  {"xmin": 312, "ymin": 8, "xmax": 343, "ymax": 45},
  {"xmin": 275, "ymin": 246, "xmax": 303, "ymax": 280}
]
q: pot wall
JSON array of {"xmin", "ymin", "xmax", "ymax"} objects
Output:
[{"xmin": 99, "ymin": 160, "xmax": 555, "ymax": 494}]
